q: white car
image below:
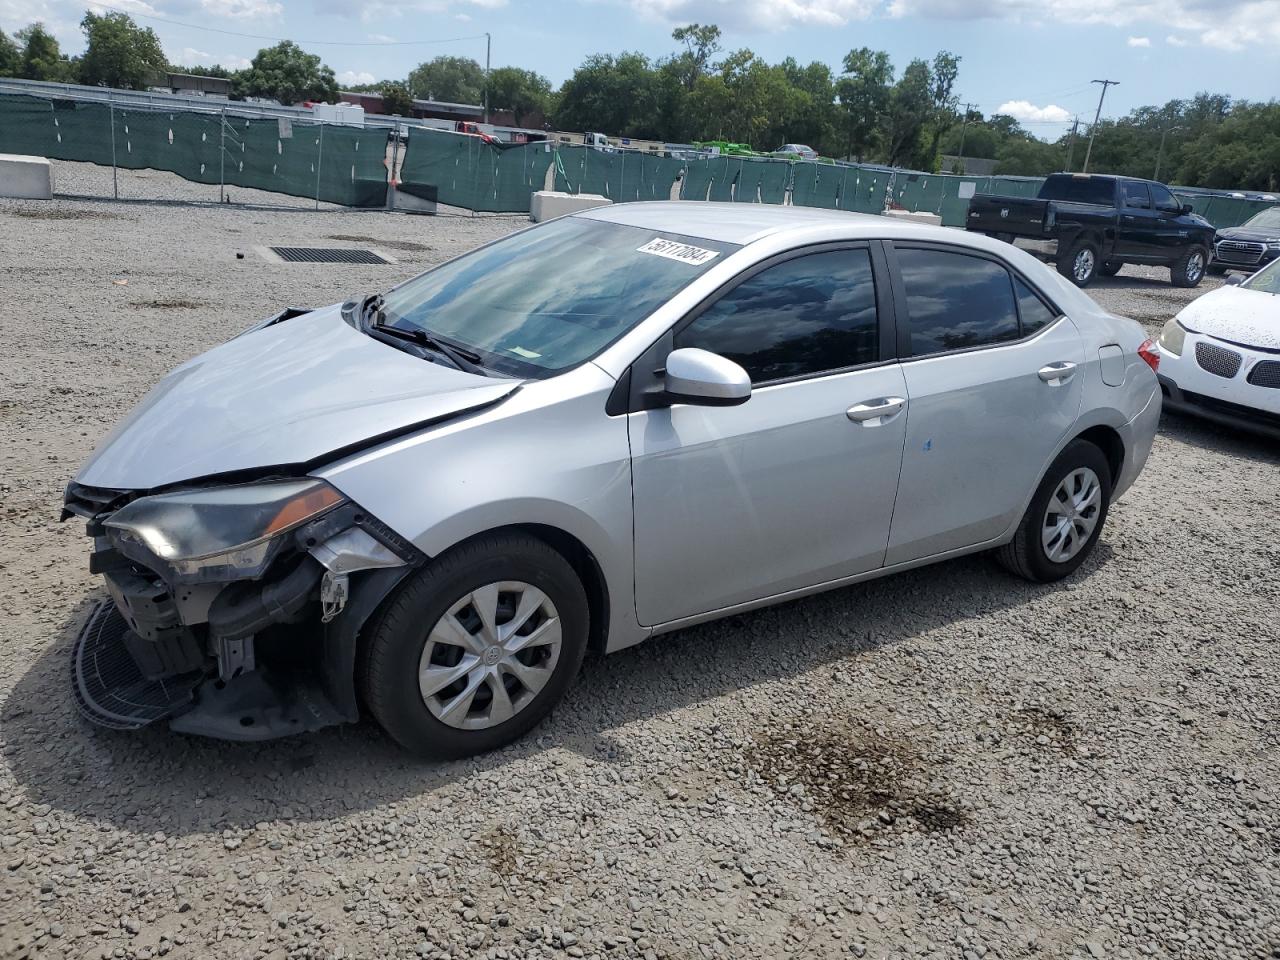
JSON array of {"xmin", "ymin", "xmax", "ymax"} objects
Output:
[{"xmin": 1156, "ymin": 258, "xmax": 1280, "ymax": 439}]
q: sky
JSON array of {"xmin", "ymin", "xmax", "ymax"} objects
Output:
[{"xmin": 2, "ymin": 0, "xmax": 1278, "ymax": 142}]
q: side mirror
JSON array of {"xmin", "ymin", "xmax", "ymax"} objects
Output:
[
  {"xmin": 663, "ymin": 347, "xmax": 751, "ymax": 407},
  {"xmin": 1226, "ymin": 273, "xmax": 1244, "ymax": 286},
  {"xmin": 1180, "ymin": 203, "xmax": 1194, "ymax": 215}
]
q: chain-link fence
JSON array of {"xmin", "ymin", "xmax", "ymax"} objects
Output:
[{"xmin": 3, "ymin": 81, "xmax": 1276, "ymax": 228}]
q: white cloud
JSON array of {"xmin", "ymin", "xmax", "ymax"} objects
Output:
[
  {"xmin": 454, "ymin": 10, "xmax": 471, "ymax": 18},
  {"xmin": 1166, "ymin": 34, "xmax": 1189, "ymax": 45},
  {"xmin": 337, "ymin": 70, "xmax": 376, "ymax": 85},
  {"xmin": 884, "ymin": 0, "xmax": 1280, "ymax": 48},
  {"xmin": 996, "ymin": 99, "xmax": 1072, "ymax": 123},
  {"xmin": 1126, "ymin": 35, "xmax": 1150, "ymax": 46},
  {"xmin": 169, "ymin": 46, "xmax": 250, "ymax": 69},
  {"xmin": 198, "ymin": 0, "xmax": 282, "ymax": 17},
  {"xmin": 631, "ymin": 0, "xmax": 876, "ymax": 29}
]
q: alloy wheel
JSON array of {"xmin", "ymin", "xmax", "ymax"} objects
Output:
[
  {"xmin": 1041, "ymin": 467, "xmax": 1102, "ymax": 563},
  {"xmin": 417, "ymin": 581, "xmax": 562, "ymax": 730},
  {"xmin": 1187, "ymin": 251, "xmax": 1204, "ymax": 283},
  {"xmin": 1073, "ymin": 248, "xmax": 1095, "ymax": 282}
]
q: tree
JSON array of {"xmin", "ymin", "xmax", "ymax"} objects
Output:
[
  {"xmin": 884, "ymin": 59, "xmax": 933, "ymax": 168},
  {"xmin": 236, "ymin": 41, "xmax": 337, "ymax": 106},
  {"xmin": 17, "ymin": 24, "xmax": 67, "ymax": 82},
  {"xmin": 925, "ymin": 51, "xmax": 960, "ymax": 168},
  {"xmin": 79, "ymin": 11, "xmax": 167, "ymax": 90},
  {"xmin": 379, "ymin": 81, "xmax": 414, "ymax": 116},
  {"xmin": 486, "ymin": 67, "xmax": 551, "ymax": 125},
  {"xmin": 836, "ymin": 48, "xmax": 892, "ymax": 161},
  {"xmin": 407, "ymin": 56, "xmax": 484, "ymax": 104},
  {"xmin": 0, "ymin": 29, "xmax": 20, "ymax": 78},
  {"xmin": 553, "ymin": 52, "xmax": 665, "ymax": 139},
  {"xmin": 669, "ymin": 23, "xmax": 721, "ymax": 89}
]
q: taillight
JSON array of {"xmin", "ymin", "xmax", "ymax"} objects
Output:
[{"xmin": 1138, "ymin": 338, "xmax": 1160, "ymax": 373}]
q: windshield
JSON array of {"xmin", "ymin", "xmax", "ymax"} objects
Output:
[
  {"xmin": 1243, "ymin": 207, "xmax": 1280, "ymax": 231},
  {"xmin": 380, "ymin": 218, "xmax": 738, "ymax": 378},
  {"xmin": 1039, "ymin": 176, "xmax": 1115, "ymax": 206},
  {"xmin": 1243, "ymin": 258, "xmax": 1280, "ymax": 295}
]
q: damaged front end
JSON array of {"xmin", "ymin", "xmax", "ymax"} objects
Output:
[{"xmin": 64, "ymin": 478, "xmax": 423, "ymax": 740}]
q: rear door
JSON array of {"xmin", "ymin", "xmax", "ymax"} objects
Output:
[
  {"xmin": 883, "ymin": 243, "xmax": 1085, "ymax": 565},
  {"xmin": 629, "ymin": 244, "xmax": 908, "ymax": 626}
]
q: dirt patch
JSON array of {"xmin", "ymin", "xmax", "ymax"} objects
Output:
[
  {"xmin": 743, "ymin": 718, "xmax": 968, "ymax": 843},
  {"xmin": 7, "ymin": 208, "xmax": 126, "ymax": 221},
  {"xmin": 327, "ymin": 233, "xmax": 432, "ymax": 253},
  {"xmin": 1010, "ymin": 705, "xmax": 1077, "ymax": 754},
  {"xmin": 128, "ymin": 298, "xmax": 207, "ymax": 309},
  {"xmin": 479, "ymin": 824, "xmax": 519, "ymax": 878}
]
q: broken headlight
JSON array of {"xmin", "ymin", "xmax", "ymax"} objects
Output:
[{"xmin": 104, "ymin": 479, "xmax": 346, "ymax": 583}]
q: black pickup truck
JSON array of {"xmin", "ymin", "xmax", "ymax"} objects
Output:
[{"xmin": 966, "ymin": 172, "xmax": 1215, "ymax": 288}]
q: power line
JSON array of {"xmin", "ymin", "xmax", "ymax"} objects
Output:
[
  {"xmin": 87, "ymin": 2, "xmax": 489, "ymax": 46},
  {"xmin": 1082, "ymin": 79, "xmax": 1119, "ymax": 173}
]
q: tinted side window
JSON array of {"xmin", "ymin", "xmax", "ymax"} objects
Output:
[
  {"xmin": 1121, "ymin": 181, "xmax": 1151, "ymax": 208},
  {"xmin": 1014, "ymin": 277, "xmax": 1059, "ymax": 335},
  {"xmin": 1150, "ymin": 183, "xmax": 1180, "ymax": 212},
  {"xmin": 897, "ymin": 249, "xmax": 1020, "ymax": 356},
  {"xmin": 675, "ymin": 250, "xmax": 878, "ymax": 383}
]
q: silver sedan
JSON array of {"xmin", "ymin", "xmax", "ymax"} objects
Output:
[{"xmin": 65, "ymin": 203, "xmax": 1161, "ymax": 757}]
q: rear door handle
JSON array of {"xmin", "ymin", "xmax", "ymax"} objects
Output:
[
  {"xmin": 1038, "ymin": 361, "xmax": 1077, "ymax": 385},
  {"xmin": 847, "ymin": 397, "xmax": 906, "ymax": 426}
]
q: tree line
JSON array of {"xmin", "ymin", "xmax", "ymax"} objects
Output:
[{"xmin": 1, "ymin": 15, "xmax": 1275, "ymax": 190}]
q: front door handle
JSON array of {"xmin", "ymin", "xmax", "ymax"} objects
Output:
[
  {"xmin": 847, "ymin": 397, "xmax": 906, "ymax": 426},
  {"xmin": 1038, "ymin": 361, "xmax": 1077, "ymax": 386}
]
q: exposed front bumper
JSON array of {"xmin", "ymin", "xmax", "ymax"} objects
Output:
[{"xmin": 66, "ymin": 489, "xmax": 421, "ymax": 742}]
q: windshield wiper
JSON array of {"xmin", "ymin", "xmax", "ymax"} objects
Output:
[
  {"xmin": 358, "ymin": 295, "xmax": 487, "ymax": 376},
  {"xmin": 372, "ymin": 321, "xmax": 487, "ymax": 376}
]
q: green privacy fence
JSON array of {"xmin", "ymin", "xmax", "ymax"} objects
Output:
[
  {"xmin": 398, "ymin": 128, "xmax": 554, "ymax": 213},
  {"xmin": 0, "ymin": 92, "xmax": 388, "ymax": 207},
  {"xmin": 790, "ymin": 163, "xmax": 890, "ymax": 213},
  {"xmin": 551, "ymin": 144, "xmax": 685, "ymax": 203},
  {"xmin": 1172, "ymin": 193, "xmax": 1277, "ymax": 230}
]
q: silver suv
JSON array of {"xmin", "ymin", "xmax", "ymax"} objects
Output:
[{"xmin": 65, "ymin": 203, "xmax": 1161, "ymax": 757}]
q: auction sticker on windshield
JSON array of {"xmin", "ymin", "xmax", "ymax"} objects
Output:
[{"xmin": 637, "ymin": 238, "xmax": 720, "ymax": 266}]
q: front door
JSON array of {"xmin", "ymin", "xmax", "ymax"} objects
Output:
[
  {"xmin": 883, "ymin": 244, "xmax": 1085, "ymax": 565},
  {"xmin": 629, "ymin": 246, "xmax": 908, "ymax": 626},
  {"xmin": 1116, "ymin": 180, "xmax": 1158, "ymax": 261}
]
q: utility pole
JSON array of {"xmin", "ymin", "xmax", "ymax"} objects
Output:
[
  {"xmin": 1082, "ymin": 79, "xmax": 1118, "ymax": 174},
  {"xmin": 1153, "ymin": 124, "xmax": 1180, "ymax": 181},
  {"xmin": 955, "ymin": 102, "xmax": 978, "ymax": 173},
  {"xmin": 1065, "ymin": 116, "xmax": 1079, "ymax": 170},
  {"xmin": 483, "ymin": 32, "xmax": 491, "ymax": 124}
]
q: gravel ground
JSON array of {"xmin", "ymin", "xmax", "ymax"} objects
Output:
[{"xmin": 1, "ymin": 185, "xmax": 1277, "ymax": 960}]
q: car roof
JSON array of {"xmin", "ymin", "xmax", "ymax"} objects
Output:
[{"xmin": 575, "ymin": 201, "xmax": 897, "ymax": 245}]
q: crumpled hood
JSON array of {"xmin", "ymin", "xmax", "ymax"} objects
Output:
[
  {"xmin": 1177, "ymin": 285, "xmax": 1280, "ymax": 351},
  {"xmin": 76, "ymin": 304, "xmax": 520, "ymax": 490}
]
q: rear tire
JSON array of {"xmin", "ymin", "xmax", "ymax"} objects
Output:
[
  {"xmin": 359, "ymin": 533, "xmax": 589, "ymax": 759},
  {"xmin": 1098, "ymin": 260, "xmax": 1123, "ymax": 277},
  {"xmin": 997, "ymin": 440, "xmax": 1113, "ymax": 583},
  {"xmin": 1171, "ymin": 246, "xmax": 1208, "ymax": 288},
  {"xmin": 1057, "ymin": 239, "xmax": 1099, "ymax": 287}
]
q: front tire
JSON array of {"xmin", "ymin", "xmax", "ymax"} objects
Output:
[
  {"xmin": 997, "ymin": 440, "xmax": 1113, "ymax": 583},
  {"xmin": 1057, "ymin": 239, "xmax": 1099, "ymax": 287},
  {"xmin": 1171, "ymin": 246, "xmax": 1208, "ymax": 288},
  {"xmin": 360, "ymin": 533, "xmax": 589, "ymax": 758}
]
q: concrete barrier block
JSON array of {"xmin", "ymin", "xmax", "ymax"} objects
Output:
[
  {"xmin": 0, "ymin": 154, "xmax": 53, "ymax": 200},
  {"xmin": 884, "ymin": 208, "xmax": 942, "ymax": 228},
  {"xmin": 530, "ymin": 191, "xmax": 611, "ymax": 223}
]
